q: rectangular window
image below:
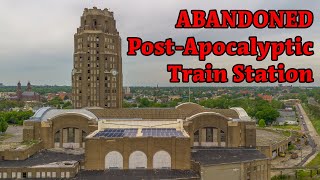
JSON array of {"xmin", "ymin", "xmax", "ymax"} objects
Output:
[
  {"xmin": 67, "ymin": 128, "xmax": 75, "ymax": 143},
  {"xmin": 206, "ymin": 128, "xmax": 213, "ymax": 142},
  {"xmin": 66, "ymin": 172, "xmax": 70, "ymax": 178},
  {"xmin": 12, "ymin": 172, "xmax": 16, "ymax": 178}
]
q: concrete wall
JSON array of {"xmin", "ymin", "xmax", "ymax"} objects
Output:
[
  {"xmin": 0, "ymin": 141, "xmax": 43, "ymax": 161},
  {"xmin": 202, "ymin": 163, "xmax": 242, "ymax": 180},
  {"xmin": 85, "ymin": 137, "xmax": 191, "ymax": 170},
  {"xmin": 23, "ymin": 115, "xmax": 98, "ymax": 149},
  {"xmin": 201, "ymin": 159, "xmax": 270, "ymax": 180},
  {"xmin": 184, "ymin": 113, "xmax": 256, "ymax": 148},
  {"xmin": 0, "ymin": 162, "xmax": 80, "ymax": 179}
]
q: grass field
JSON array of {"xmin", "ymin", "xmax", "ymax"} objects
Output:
[
  {"xmin": 302, "ymin": 104, "xmax": 320, "ymax": 135},
  {"xmin": 306, "ymin": 153, "xmax": 320, "ymax": 168},
  {"xmin": 271, "ymin": 125, "xmax": 301, "ymax": 131}
]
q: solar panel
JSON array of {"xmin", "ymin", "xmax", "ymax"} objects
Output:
[
  {"xmin": 141, "ymin": 128, "xmax": 184, "ymax": 137},
  {"xmin": 94, "ymin": 128, "xmax": 138, "ymax": 138}
]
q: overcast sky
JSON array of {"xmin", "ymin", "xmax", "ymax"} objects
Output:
[{"xmin": 0, "ymin": 0, "xmax": 319, "ymax": 86}]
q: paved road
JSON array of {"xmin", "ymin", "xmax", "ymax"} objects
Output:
[
  {"xmin": 296, "ymin": 104, "xmax": 319, "ymax": 166},
  {"xmin": 297, "ymin": 104, "xmax": 320, "ymax": 149}
]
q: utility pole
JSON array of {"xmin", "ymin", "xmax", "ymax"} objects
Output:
[
  {"xmin": 188, "ymin": 83, "xmax": 191, "ymax": 102},
  {"xmin": 300, "ymin": 137, "xmax": 303, "ymax": 163}
]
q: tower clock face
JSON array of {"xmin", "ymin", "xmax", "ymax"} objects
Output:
[{"xmin": 111, "ymin": 69, "xmax": 118, "ymax": 76}]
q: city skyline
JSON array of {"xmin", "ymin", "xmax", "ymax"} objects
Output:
[{"xmin": 0, "ymin": 0, "xmax": 319, "ymax": 86}]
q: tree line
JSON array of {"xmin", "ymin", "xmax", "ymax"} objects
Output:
[{"xmin": 199, "ymin": 96, "xmax": 282, "ymax": 124}]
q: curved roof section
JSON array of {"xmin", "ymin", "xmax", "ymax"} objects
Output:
[
  {"xmin": 30, "ymin": 104, "xmax": 247, "ymax": 122},
  {"xmin": 176, "ymin": 102, "xmax": 204, "ymax": 112},
  {"xmin": 230, "ymin": 107, "xmax": 252, "ymax": 121},
  {"xmin": 186, "ymin": 112, "xmax": 231, "ymax": 122},
  {"xmin": 174, "ymin": 103, "xmax": 240, "ymax": 119},
  {"xmin": 87, "ymin": 107, "xmax": 240, "ymax": 120},
  {"xmin": 30, "ymin": 107, "xmax": 98, "ymax": 121},
  {"xmin": 30, "ymin": 107, "xmax": 54, "ymax": 121}
]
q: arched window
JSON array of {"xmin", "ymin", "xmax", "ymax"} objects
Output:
[
  {"xmin": 153, "ymin": 151, "xmax": 171, "ymax": 169},
  {"xmin": 129, "ymin": 151, "xmax": 147, "ymax": 169},
  {"xmin": 105, "ymin": 151, "xmax": 123, "ymax": 169}
]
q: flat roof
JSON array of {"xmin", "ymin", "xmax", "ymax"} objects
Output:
[
  {"xmin": 256, "ymin": 129, "xmax": 288, "ymax": 146},
  {"xmin": 75, "ymin": 169, "xmax": 199, "ymax": 180},
  {"xmin": 93, "ymin": 128, "xmax": 187, "ymax": 138},
  {"xmin": 191, "ymin": 148, "xmax": 267, "ymax": 166},
  {"xmin": 0, "ymin": 150, "xmax": 83, "ymax": 168},
  {"xmin": 99, "ymin": 119, "xmax": 182, "ymax": 130}
]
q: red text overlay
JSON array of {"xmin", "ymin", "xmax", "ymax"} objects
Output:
[{"xmin": 127, "ymin": 9, "xmax": 315, "ymax": 84}]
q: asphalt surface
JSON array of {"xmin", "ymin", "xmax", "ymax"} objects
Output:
[
  {"xmin": 296, "ymin": 104, "xmax": 318, "ymax": 166},
  {"xmin": 0, "ymin": 150, "xmax": 83, "ymax": 167}
]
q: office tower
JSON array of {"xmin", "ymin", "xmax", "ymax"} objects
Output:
[{"xmin": 72, "ymin": 7, "xmax": 123, "ymax": 108}]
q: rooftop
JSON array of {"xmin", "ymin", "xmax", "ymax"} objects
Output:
[
  {"xmin": 29, "ymin": 103, "xmax": 251, "ymax": 123},
  {"xmin": 191, "ymin": 148, "xmax": 267, "ymax": 166},
  {"xmin": 0, "ymin": 150, "xmax": 83, "ymax": 168},
  {"xmin": 92, "ymin": 128, "xmax": 187, "ymax": 138},
  {"xmin": 30, "ymin": 107, "xmax": 98, "ymax": 121},
  {"xmin": 256, "ymin": 129, "xmax": 289, "ymax": 146},
  {"xmin": 74, "ymin": 169, "xmax": 199, "ymax": 180}
]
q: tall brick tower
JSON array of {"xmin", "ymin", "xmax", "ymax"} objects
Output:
[{"xmin": 72, "ymin": 7, "xmax": 123, "ymax": 108}]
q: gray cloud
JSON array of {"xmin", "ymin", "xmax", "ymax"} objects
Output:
[{"xmin": 0, "ymin": 0, "xmax": 319, "ymax": 86}]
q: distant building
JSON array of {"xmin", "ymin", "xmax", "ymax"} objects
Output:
[
  {"xmin": 124, "ymin": 87, "xmax": 132, "ymax": 98},
  {"xmin": 124, "ymin": 87, "xmax": 130, "ymax": 94},
  {"xmin": 10, "ymin": 81, "xmax": 40, "ymax": 102},
  {"xmin": 281, "ymin": 99, "xmax": 301, "ymax": 107},
  {"xmin": 258, "ymin": 94, "xmax": 273, "ymax": 102},
  {"xmin": 168, "ymin": 95, "xmax": 181, "ymax": 101},
  {"xmin": 276, "ymin": 109, "xmax": 298, "ymax": 125},
  {"xmin": 47, "ymin": 92, "xmax": 70, "ymax": 101}
]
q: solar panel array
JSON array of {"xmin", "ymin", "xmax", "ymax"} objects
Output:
[
  {"xmin": 142, "ymin": 128, "xmax": 184, "ymax": 137},
  {"xmin": 94, "ymin": 128, "xmax": 138, "ymax": 138}
]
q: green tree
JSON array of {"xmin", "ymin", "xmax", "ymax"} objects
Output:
[
  {"xmin": 255, "ymin": 108, "xmax": 280, "ymax": 124},
  {"xmin": 62, "ymin": 101, "xmax": 73, "ymax": 109},
  {"xmin": 0, "ymin": 118, "xmax": 8, "ymax": 133},
  {"xmin": 258, "ymin": 119, "xmax": 266, "ymax": 127}
]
